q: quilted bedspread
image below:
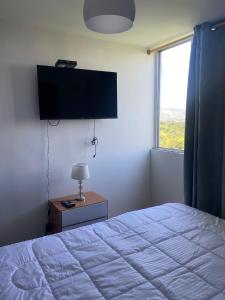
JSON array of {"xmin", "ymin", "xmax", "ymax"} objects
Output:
[{"xmin": 1, "ymin": 203, "xmax": 225, "ymax": 300}]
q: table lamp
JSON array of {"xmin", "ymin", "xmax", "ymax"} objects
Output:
[{"xmin": 71, "ymin": 163, "xmax": 90, "ymax": 201}]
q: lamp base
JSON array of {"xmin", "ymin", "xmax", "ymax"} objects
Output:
[
  {"xmin": 75, "ymin": 193, "xmax": 86, "ymax": 201},
  {"xmin": 75, "ymin": 180, "xmax": 86, "ymax": 201}
]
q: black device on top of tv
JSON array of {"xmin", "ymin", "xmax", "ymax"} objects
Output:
[{"xmin": 37, "ymin": 65, "xmax": 117, "ymax": 120}]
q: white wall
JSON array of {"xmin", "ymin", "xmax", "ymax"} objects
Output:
[
  {"xmin": 150, "ymin": 148, "xmax": 184, "ymax": 205},
  {"xmin": 0, "ymin": 21, "xmax": 155, "ymax": 245}
]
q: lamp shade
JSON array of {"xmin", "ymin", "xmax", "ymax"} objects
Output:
[
  {"xmin": 83, "ymin": 0, "xmax": 135, "ymax": 34},
  {"xmin": 71, "ymin": 163, "xmax": 90, "ymax": 180}
]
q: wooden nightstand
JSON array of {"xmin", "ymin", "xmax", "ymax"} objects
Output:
[{"xmin": 48, "ymin": 191, "xmax": 108, "ymax": 234}]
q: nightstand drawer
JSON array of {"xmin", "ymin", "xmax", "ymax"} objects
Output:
[
  {"xmin": 62, "ymin": 217, "xmax": 108, "ymax": 231},
  {"xmin": 62, "ymin": 201, "xmax": 108, "ymax": 227}
]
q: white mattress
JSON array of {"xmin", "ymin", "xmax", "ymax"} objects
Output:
[{"xmin": 1, "ymin": 203, "xmax": 225, "ymax": 300}]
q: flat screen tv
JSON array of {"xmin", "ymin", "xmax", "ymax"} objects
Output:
[{"xmin": 37, "ymin": 65, "xmax": 117, "ymax": 120}]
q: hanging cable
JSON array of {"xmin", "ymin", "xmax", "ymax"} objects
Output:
[
  {"xmin": 46, "ymin": 120, "xmax": 61, "ymax": 202},
  {"xmin": 46, "ymin": 121, "xmax": 50, "ymax": 201},
  {"xmin": 48, "ymin": 120, "xmax": 60, "ymax": 126},
  {"xmin": 91, "ymin": 119, "xmax": 98, "ymax": 158}
]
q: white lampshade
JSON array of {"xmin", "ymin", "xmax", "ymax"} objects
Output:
[
  {"xmin": 83, "ymin": 0, "xmax": 135, "ymax": 34},
  {"xmin": 71, "ymin": 163, "xmax": 90, "ymax": 180}
]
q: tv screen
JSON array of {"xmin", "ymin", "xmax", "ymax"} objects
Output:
[{"xmin": 37, "ymin": 65, "xmax": 117, "ymax": 120}]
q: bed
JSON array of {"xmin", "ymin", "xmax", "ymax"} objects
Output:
[{"xmin": 1, "ymin": 203, "xmax": 225, "ymax": 300}]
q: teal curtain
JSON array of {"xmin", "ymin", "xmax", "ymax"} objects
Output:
[{"xmin": 184, "ymin": 21, "xmax": 225, "ymax": 218}]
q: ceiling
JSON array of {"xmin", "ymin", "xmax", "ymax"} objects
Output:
[{"xmin": 0, "ymin": 0, "xmax": 225, "ymax": 48}]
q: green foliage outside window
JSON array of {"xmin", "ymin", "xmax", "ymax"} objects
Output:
[{"xmin": 159, "ymin": 121, "xmax": 185, "ymax": 150}]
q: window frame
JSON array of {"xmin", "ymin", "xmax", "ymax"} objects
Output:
[{"xmin": 154, "ymin": 37, "xmax": 192, "ymax": 152}]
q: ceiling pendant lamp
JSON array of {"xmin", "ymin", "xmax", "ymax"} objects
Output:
[{"xmin": 83, "ymin": 0, "xmax": 136, "ymax": 34}]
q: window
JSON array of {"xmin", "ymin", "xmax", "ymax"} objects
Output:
[{"xmin": 157, "ymin": 40, "xmax": 192, "ymax": 150}]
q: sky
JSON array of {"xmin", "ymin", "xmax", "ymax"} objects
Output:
[{"xmin": 160, "ymin": 41, "xmax": 191, "ymax": 110}]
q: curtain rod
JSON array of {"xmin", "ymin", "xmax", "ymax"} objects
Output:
[
  {"xmin": 146, "ymin": 20, "xmax": 225, "ymax": 55},
  {"xmin": 146, "ymin": 33, "xmax": 193, "ymax": 55},
  {"xmin": 211, "ymin": 20, "xmax": 225, "ymax": 31}
]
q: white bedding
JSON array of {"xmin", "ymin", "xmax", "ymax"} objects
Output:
[{"xmin": 1, "ymin": 203, "xmax": 225, "ymax": 300}]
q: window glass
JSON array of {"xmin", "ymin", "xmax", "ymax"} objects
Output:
[{"xmin": 159, "ymin": 41, "xmax": 191, "ymax": 150}]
